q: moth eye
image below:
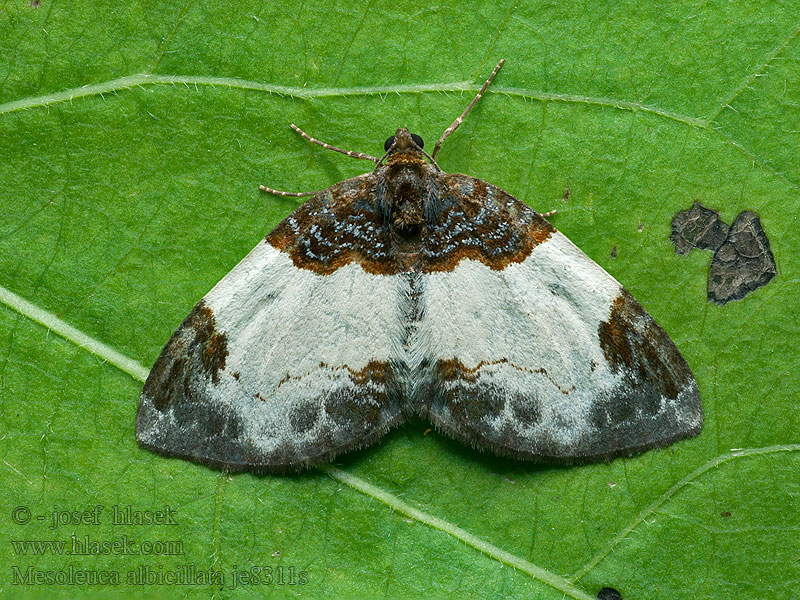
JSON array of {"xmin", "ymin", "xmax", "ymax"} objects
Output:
[
  {"xmin": 384, "ymin": 136, "xmax": 396, "ymax": 152},
  {"xmin": 410, "ymin": 133, "xmax": 424, "ymax": 149}
]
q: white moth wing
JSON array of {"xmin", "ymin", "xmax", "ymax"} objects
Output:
[
  {"xmin": 418, "ymin": 231, "xmax": 702, "ymax": 461},
  {"xmin": 137, "ymin": 241, "xmax": 404, "ymax": 471}
]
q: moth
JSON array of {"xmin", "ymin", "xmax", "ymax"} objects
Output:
[{"xmin": 137, "ymin": 60, "xmax": 702, "ymax": 472}]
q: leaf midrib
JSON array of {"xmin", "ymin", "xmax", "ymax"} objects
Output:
[{"xmin": 0, "ymin": 72, "xmax": 706, "ymax": 125}]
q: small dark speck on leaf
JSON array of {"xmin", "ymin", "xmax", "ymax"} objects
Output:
[
  {"xmin": 721, "ymin": 511, "xmax": 732, "ymax": 518},
  {"xmin": 610, "ymin": 245, "xmax": 617, "ymax": 259},
  {"xmin": 671, "ymin": 202, "xmax": 776, "ymax": 304},
  {"xmin": 598, "ymin": 587, "xmax": 622, "ymax": 600},
  {"xmin": 29, "ymin": 0, "xmax": 40, "ymax": 7},
  {"xmin": 637, "ymin": 219, "xmax": 643, "ymax": 232},
  {"xmin": 563, "ymin": 187, "xmax": 570, "ymax": 202}
]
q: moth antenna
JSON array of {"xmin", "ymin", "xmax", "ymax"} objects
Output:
[
  {"xmin": 258, "ymin": 185, "xmax": 320, "ymax": 198},
  {"xmin": 432, "ymin": 59, "xmax": 505, "ymax": 160},
  {"xmin": 290, "ymin": 123, "xmax": 380, "ymax": 163}
]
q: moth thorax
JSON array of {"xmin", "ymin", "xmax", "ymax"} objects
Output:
[{"xmin": 387, "ymin": 163, "xmax": 426, "ymax": 238}]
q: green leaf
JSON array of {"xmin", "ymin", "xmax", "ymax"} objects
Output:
[{"xmin": 1, "ymin": 1, "xmax": 798, "ymax": 598}]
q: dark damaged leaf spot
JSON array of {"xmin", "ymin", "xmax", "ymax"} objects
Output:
[
  {"xmin": 671, "ymin": 202, "xmax": 776, "ymax": 304},
  {"xmin": 670, "ymin": 201, "xmax": 729, "ymax": 254},
  {"xmin": 708, "ymin": 211, "xmax": 776, "ymax": 304}
]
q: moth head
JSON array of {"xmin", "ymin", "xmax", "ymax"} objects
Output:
[{"xmin": 384, "ymin": 127, "xmax": 425, "ymax": 154}]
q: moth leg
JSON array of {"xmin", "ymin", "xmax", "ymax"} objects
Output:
[
  {"xmin": 258, "ymin": 185, "xmax": 320, "ymax": 197},
  {"xmin": 259, "ymin": 123, "xmax": 382, "ymax": 196},
  {"xmin": 540, "ymin": 209, "xmax": 557, "ymax": 218},
  {"xmin": 290, "ymin": 123, "xmax": 380, "ymax": 162}
]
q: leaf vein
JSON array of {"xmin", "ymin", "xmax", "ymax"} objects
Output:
[
  {"xmin": 0, "ymin": 284, "xmax": 149, "ymax": 381},
  {"xmin": 707, "ymin": 20, "xmax": 800, "ymax": 123},
  {"xmin": 323, "ymin": 466, "xmax": 596, "ymax": 600},
  {"xmin": 570, "ymin": 444, "xmax": 800, "ymax": 583},
  {"xmin": 150, "ymin": 0, "xmax": 198, "ymax": 71},
  {"xmin": 331, "ymin": 0, "xmax": 376, "ymax": 87}
]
